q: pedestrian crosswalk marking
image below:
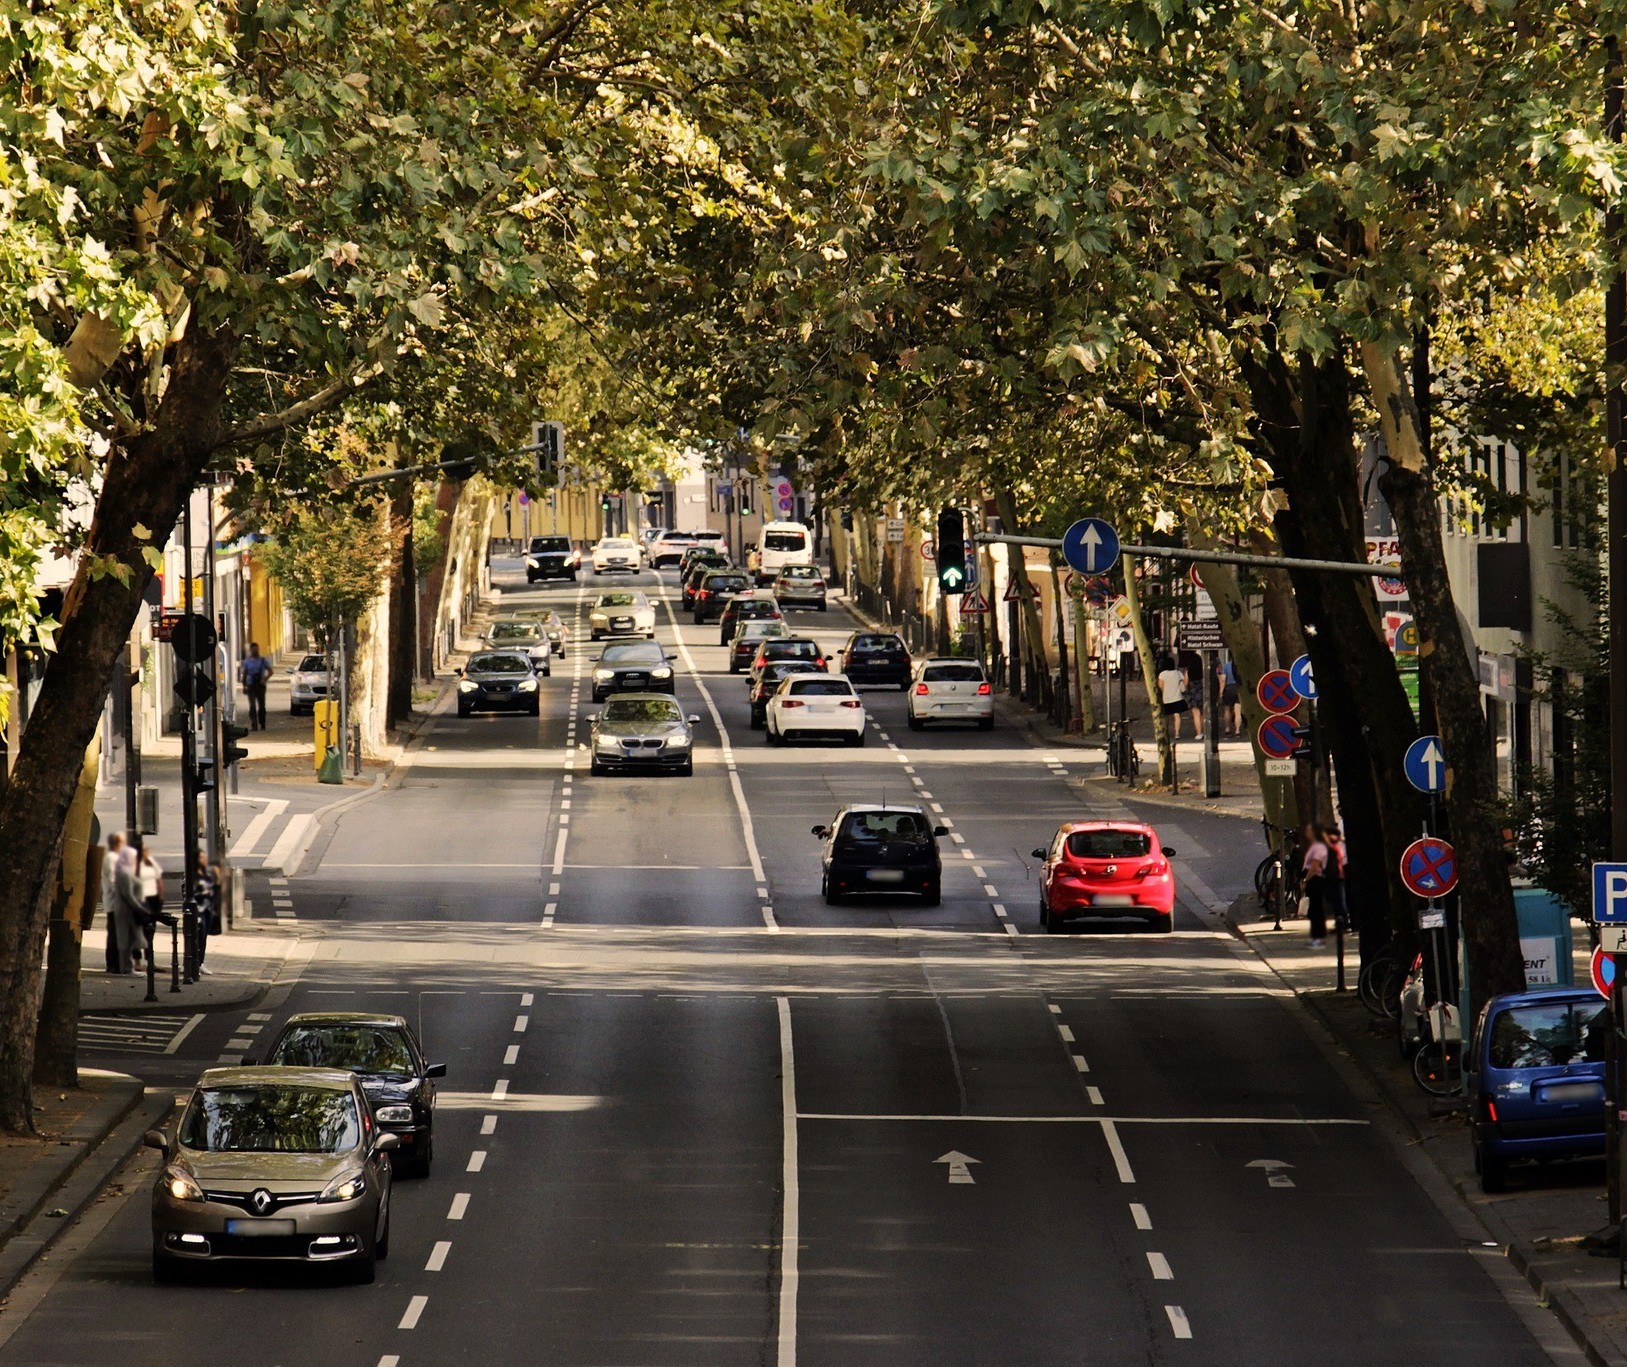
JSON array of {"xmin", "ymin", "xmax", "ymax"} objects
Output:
[{"xmin": 79, "ymin": 1012, "xmax": 205, "ymax": 1055}]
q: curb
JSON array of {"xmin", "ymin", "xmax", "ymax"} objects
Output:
[{"xmin": 0, "ymin": 1072, "xmax": 146, "ymax": 1297}]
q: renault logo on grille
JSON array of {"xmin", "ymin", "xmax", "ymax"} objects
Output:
[
  {"xmin": 249, "ymin": 1188, "xmax": 276, "ymax": 1216},
  {"xmin": 1105, "ymin": 864, "xmax": 1117, "ymax": 875}
]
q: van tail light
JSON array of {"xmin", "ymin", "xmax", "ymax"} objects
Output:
[
  {"xmin": 781, "ymin": 699, "xmax": 806, "ymax": 709},
  {"xmin": 977, "ymin": 682, "xmax": 992, "ymax": 695},
  {"xmin": 839, "ymin": 699, "xmax": 862, "ymax": 709},
  {"xmin": 1480, "ymin": 1096, "xmax": 1498, "ymax": 1123},
  {"xmin": 915, "ymin": 683, "xmax": 930, "ymax": 695}
]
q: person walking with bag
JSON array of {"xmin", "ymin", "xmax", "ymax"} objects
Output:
[
  {"xmin": 1300, "ymin": 823, "xmax": 1330, "ymax": 948},
  {"xmin": 1322, "ymin": 824, "xmax": 1349, "ymax": 935}
]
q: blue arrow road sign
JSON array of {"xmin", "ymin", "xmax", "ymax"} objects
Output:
[
  {"xmin": 1593, "ymin": 863, "xmax": 1627, "ymax": 923},
  {"xmin": 1403, "ymin": 735, "xmax": 1446, "ymax": 794},
  {"xmin": 1288, "ymin": 654, "xmax": 1317, "ymax": 701},
  {"xmin": 1061, "ymin": 518, "xmax": 1120, "ymax": 576}
]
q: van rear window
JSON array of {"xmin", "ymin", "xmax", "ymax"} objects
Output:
[
  {"xmin": 1488, "ymin": 1001, "xmax": 1609, "ymax": 1069},
  {"xmin": 765, "ymin": 532, "xmax": 806, "ymax": 552}
]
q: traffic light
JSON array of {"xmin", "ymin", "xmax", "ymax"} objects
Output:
[
  {"xmin": 530, "ymin": 420, "xmax": 564, "ymax": 482},
  {"xmin": 600, "ymin": 494, "xmax": 612, "ymax": 513},
  {"xmin": 936, "ymin": 507, "xmax": 968, "ymax": 595},
  {"xmin": 223, "ymin": 721, "xmax": 250, "ymax": 767},
  {"xmin": 1291, "ymin": 719, "xmax": 1316, "ymax": 758},
  {"xmin": 193, "ymin": 760, "xmax": 216, "ymax": 794},
  {"xmin": 739, "ymin": 490, "xmax": 752, "ymax": 516}
]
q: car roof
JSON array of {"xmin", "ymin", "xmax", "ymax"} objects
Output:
[
  {"xmin": 196, "ymin": 1066, "xmax": 359, "ymax": 1090},
  {"xmin": 1056, "ymin": 820, "xmax": 1157, "ymax": 836},
  {"xmin": 602, "ymin": 692, "xmax": 681, "ymax": 704},
  {"xmin": 789, "ymin": 671, "xmax": 852, "ymax": 686},
  {"xmin": 278, "ymin": 1012, "xmax": 412, "ymax": 1030},
  {"xmin": 839, "ymin": 802, "xmax": 928, "ymax": 816},
  {"xmin": 1487, "ymin": 986, "xmax": 1603, "ymax": 1009},
  {"xmin": 919, "ymin": 657, "xmax": 982, "ymax": 666}
]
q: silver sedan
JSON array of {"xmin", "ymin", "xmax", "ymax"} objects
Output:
[
  {"xmin": 588, "ymin": 694, "xmax": 700, "ymax": 776},
  {"xmin": 588, "ymin": 591, "xmax": 656, "ymax": 640}
]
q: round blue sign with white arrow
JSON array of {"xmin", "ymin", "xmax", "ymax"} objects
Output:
[
  {"xmin": 1061, "ymin": 518, "xmax": 1120, "ymax": 576},
  {"xmin": 1288, "ymin": 654, "xmax": 1317, "ymax": 701},
  {"xmin": 1403, "ymin": 735, "xmax": 1447, "ymax": 794}
]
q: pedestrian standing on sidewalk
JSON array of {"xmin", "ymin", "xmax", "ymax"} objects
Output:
[
  {"xmin": 1220, "ymin": 657, "xmax": 1241, "ymax": 737},
  {"xmin": 113, "ymin": 844, "xmax": 146, "ymax": 974},
  {"xmin": 194, "ymin": 851, "xmax": 219, "ymax": 974},
  {"xmin": 1322, "ymin": 824, "xmax": 1349, "ymax": 933},
  {"xmin": 240, "ymin": 642, "xmax": 273, "ymax": 730},
  {"xmin": 100, "ymin": 832, "xmax": 126, "ymax": 973},
  {"xmin": 1156, "ymin": 656, "xmax": 1188, "ymax": 738},
  {"xmin": 1300, "ymin": 823, "xmax": 1330, "ymax": 947},
  {"xmin": 1184, "ymin": 667, "xmax": 1205, "ymax": 740}
]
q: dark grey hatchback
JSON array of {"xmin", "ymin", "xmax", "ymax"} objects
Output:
[{"xmin": 815, "ymin": 804, "xmax": 947, "ymax": 906}]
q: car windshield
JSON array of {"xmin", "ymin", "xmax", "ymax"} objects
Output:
[
  {"xmin": 705, "ymin": 575, "xmax": 747, "ymax": 591},
  {"xmin": 600, "ymin": 539, "xmax": 635, "ymax": 549},
  {"xmin": 468, "ymin": 654, "xmax": 531, "ymax": 673},
  {"xmin": 1067, "ymin": 830, "xmax": 1153, "ymax": 858},
  {"xmin": 1489, "ymin": 1001, "xmax": 1610, "ymax": 1069},
  {"xmin": 530, "ymin": 537, "xmax": 571, "ymax": 553},
  {"xmin": 269, "ymin": 1025, "xmax": 415, "ymax": 1078},
  {"xmin": 739, "ymin": 623, "xmax": 790, "ymax": 643},
  {"xmin": 924, "ymin": 663, "xmax": 985, "ymax": 682},
  {"xmin": 778, "ymin": 566, "xmax": 820, "ymax": 580},
  {"xmin": 489, "ymin": 623, "xmax": 541, "ymax": 642},
  {"xmin": 788, "ymin": 679, "xmax": 852, "ymax": 696},
  {"xmin": 297, "ymin": 655, "xmax": 327, "ymax": 673},
  {"xmin": 736, "ymin": 602, "xmax": 779, "ymax": 619},
  {"xmin": 597, "ymin": 594, "xmax": 638, "ymax": 608},
  {"xmin": 180, "ymin": 1085, "xmax": 360, "ymax": 1154},
  {"xmin": 766, "ymin": 641, "xmax": 821, "ymax": 659},
  {"xmin": 603, "ymin": 698, "xmax": 683, "ymax": 724},
  {"xmin": 852, "ymin": 635, "xmax": 903, "ymax": 654},
  {"xmin": 841, "ymin": 811, "xmax": 928, "ymax": 842},
  {"xmin": 601, "ymin": 643, "xmax": 665, "ymax": 666}
]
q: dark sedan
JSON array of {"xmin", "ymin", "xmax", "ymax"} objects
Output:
[
  {"xmin": 456, "ymin": 652, "xmax": 540, "ymax": 716},
  {"xmin": 681, "ymin": 556, "xmax": 732, "ymax": 610},
  {"xmin": 749, "ymin": 660, "xmax": 822, "ymax": 729},
  {"xmin": 718, "ymin": 591, "xmax": 783, "ymax": 646},
  {"xmin": 252, "ymin": 1012, "xmax": 445, "ymax": 1178},
  {"xmin": 814, "ymin": 803, "xmax": 946, "ymax": 906},
  {"xmin": 592, "ymin": 641, "xmax": 675, "ymax": 702},
  {"xmin": 693, "ymin": 570, "xmax": 751, "ymax": 624},
  {"xmin": 839, "ymin": 631, "xmax": 912, "ymax": 688}
]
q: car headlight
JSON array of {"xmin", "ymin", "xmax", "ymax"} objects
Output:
[
  {"xmin": 590, "ymin": 616, "xmax": 607, "ymax": 627},
  {"xmin": 518, "ymin": 678, "xmax": 538, "ymax": 692},
  {"xmin": 526, "ymin": 557, "xmax": 539, "ymax": 568},
  {"xmin": 319, "ymin": 1170, "xmax": 368, "ymax": 1203},
  {"xmin": 595, "ymin": 734, "xmax": 619, "ymax": 751},
  {"xmin": 374, "ymin": 1105, "xmax": 413, "ymax": 1124},
  {"xmin": 652, "ymin": 667, "xmax": 672, "ymax": 679},
  {"xmin": 163, "ymin": 1165, "xmax": 204, "ymax": 1202},
  {"xmin": 547, "ymin": 630, "xmax": 561, "ymax": 641},
  {"xmin": 666, "ymin": 734, "xmax": 691, "ymax": 750},
  {"xmin": 594, "ymin": 668, "xmax": 614, "ymax": 681},
  {"xmin": 458, "ymin": 680, "xmax": 478, "ymax": 693}
]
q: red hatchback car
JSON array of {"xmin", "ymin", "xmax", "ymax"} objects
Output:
[{"xmin": 1034, "ymin": 821, "xmax": 1177, "ymax": 933}]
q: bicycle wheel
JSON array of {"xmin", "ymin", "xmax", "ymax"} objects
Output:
[
  {"xmin": 1412, "ymin": 1040, "xmax": 1463, "ymax": 1096},
  {"xmin": 1377, "ymin": 963, "xmax": 1408, "ymax": 1021},
  {"xmin": 1125, "ymin": 742, "xmax": 1141, "ymax": 783},
  {"xmin": 1358, "ymin": 955, "xmax": 1395, "ymax": 1017},
  {"xmin": 1253, "ymin": 854, "xmax": 1278, "ymax": 903}
]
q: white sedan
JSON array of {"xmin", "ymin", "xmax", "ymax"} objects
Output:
[
  {"xmin": 907, "ymin": 658, "xmax": 993, "ymax": 730},
  {"xmin": 765, "ymin": 673, "xmax": 866, "ymax": 746},
  {"xmin": 591, "ymin": 537, "xmax": 641, "ymax": 574},
  {"xmin": 588, "ymin": 592, "xmax": 657, "ymax": 641}
]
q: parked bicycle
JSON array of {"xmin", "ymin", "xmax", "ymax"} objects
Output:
[
  {"xmin": 1253, "ymin": 820, "xmax": 1302, "ymax": 928},
  {"xmin": 1106, "ymin": 720, "xmax": 1140, "ymax": 784}
]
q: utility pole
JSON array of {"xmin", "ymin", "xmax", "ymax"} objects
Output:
[{"xmin": 179, "ymin": 495, "xmax": 200, "ymax": 985}]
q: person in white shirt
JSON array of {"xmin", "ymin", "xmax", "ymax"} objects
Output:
[{"xmin": 1156, "ymin": 658, "xmax": 1190, "ymax": 737}]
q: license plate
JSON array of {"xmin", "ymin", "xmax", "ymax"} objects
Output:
[
  {"xmin": 867, "ymin": 869, "xmax": 905, "ymax": 883},
  {"xmin": 623, "ymin": 674, "xmax": 644, "ymax": 684},
  {"xmin": 1094, "ymin": 894, "xmax": 1135, "ymax": 907},
  {"xmin": 1544, "ymin": 1082, "xmax": 1600, "ymax": 1103},
  {"xmin": 226, "ymin": 1218, "xmax": 296, "ymax": 1236}
]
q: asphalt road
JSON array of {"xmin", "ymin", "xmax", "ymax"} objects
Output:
[{"xmin": 0, "ymin": 559, "xmax": 1570, "ymax": 1366}]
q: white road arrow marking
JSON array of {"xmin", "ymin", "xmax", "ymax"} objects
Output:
[
  {"xmin": 935, "ymin": 1151, "xmax": 981, "ymax": 1184},
  {"xmin": 1246, "ymin": 1158, "xmax": 1295, "ymax": 1188},
  {"xmin": 1080, "ymin": 523, "xmax": 1103, "ymax": 570}
]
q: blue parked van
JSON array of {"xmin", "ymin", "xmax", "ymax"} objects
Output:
[{"xmin": 1470, "ymin": 986, "xmax": 1608, "ymax": 1193}]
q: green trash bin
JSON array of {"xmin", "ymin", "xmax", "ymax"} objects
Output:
[{"xmin": 318, "ymin": 744, "xmax": 344, "ymax": 785}]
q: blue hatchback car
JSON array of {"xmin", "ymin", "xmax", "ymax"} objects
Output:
[{"xmin": 1470, "ymin": 986, "xmax": 1608, "ymax": 1193}]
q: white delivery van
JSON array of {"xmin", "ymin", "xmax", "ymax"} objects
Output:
[{"xmin": 753, "ymin": 521, "xmax": 813, "ymax": 584}]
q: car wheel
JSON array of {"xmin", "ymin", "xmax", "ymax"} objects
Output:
[
  {"xmin": 907, "ymin": 714, "xmax": 923, "ymax": 731},
  {"xmin": 376, "ymin": 1206, "xmax": 391, "ymax": 1261},
  {"xmin": 457, "ymin": 703, "xmax": 472, "ymax": 718},
  {"xmin": 921, "ymin": 882, "xmax": 941, "ymax": 907},
  {"xmin": 346, "ymin": 1239, "xmax": 377, "ymax": 1285},
  {"xmin": 823, "ymin": 878, "xmax": 841, "ymax": 906},
  {"xmin": 694, "ymin": 614, "xmax": 705, "ymax": 626},
  {"xmin": 527, "ymin": 700, "xmax": 540, "ymax": 717},
  {"xmin": 569, "ymin": 570, "xmax": 577, "ymax": 581},
  {"xmin": 680, "ymin": 759, "xmax": 694, "ymax": 777},
  {"xmin": 1046, "ymin": 904, "xmax": 1066, "ymax": 934},
  {"xmin": 590, "ymin": 758, "xmax": 606, "ymax": 775},
  {"xmin": 1039, "ymin": 899, "xmax": 1050, "ymax": 930},
  {"xmin": 750, "ymin": 710, "xmax": 764, "ymax": 730},
  {"xmin": 406, "ymin": 1132, "xmax": 433, "ymax": 1179},
  {"xmin": 898, "ymin": 679, "xmax": 909, "ymax": 692},
  {"xmin": 542, "ymin": 665, "xmax": 552, "ymax": 677},
  {"xmin": 152, "ymin": 1248, "xmax": 188, "ymax": 1285},
  {"xmin": 977, "ymin": 717, "xmax": 994, "ymax": 731},
  {"xmin": 849, "ymin": 729, "xmax": 866, "ymax": 746},
  {"xmin": 1152, "ymin": 912, "xmax": 1174, "ymax": 934},
  {"xmin": 818, "ymin": 602, "xmax": 827, "ymax": 612},
  {"xmin": 766, "ymin": 723, "xmax": 782, "ymax": 746}
]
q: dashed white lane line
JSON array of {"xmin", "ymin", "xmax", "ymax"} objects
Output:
[
  {"xmin": 938, "ymin": 817, "xmax": 954, "ymax": 829},
  {"xmin": 542, "ymin": 902, "xmax": 556, "ymax": 927},
  {"xmin": 1087, "ymin": 1086, "xmax": 1105, "ymax": 1106},
  {"xmin": 520, "ymin": 992, "xmax": 534, "ymax": 1007},
  {"xmin": 1002, "ymin": 921, "xmax": 1020, "ymax": 937},
  {"xmin": 1057, "ymin": 1025, "xmax": 1075, "ymax": 1043},
  {"xmin": 1047, "ymin": 1004, "xmax": 1061, "ymax": 1014},
  {"xmin": 1131, "ymin": 1203, "xmax": 1152, "ymax": 1230},
  {"xmin": 1147, "ymin": 1252, "xmax": 1174, "ymax": 1280},
  {"xmin": 503, "ymin": 1044, "xmax": 520, "ymax": 1065},
  {"xmin": 481, "ymin": 1115, "xmax": 496, "ymax": 1136},
  {"xmin": 514, "ymin": 1015, "xmax": 529, "ymax": 1032},
  {"xmin": 551, "ymin": 829, "xmax": 567, "ymax": 875},
  {"xmin": 1165, "ymin": 1306, "xmax": 1193, "ymax": 1340},
  {"xmin": 992, "ymin": 905, "xmax": 1008, "ymax": 920},
  {"xmin": 399, "ymin": 1296, "xmax": 428, "ymax": 1330},
  {"xmin": 930, "ymin": 803, "xmax": 944, "ymax": 814},
  {"xmin": 1072, "ymin": 1054, "xmax": 1089, "ymax": 1073},
  {"xmin": 547, "ymin": 885, "xmax": 559, "ymax": 898},
  {"xmin": 983, "ymin": 884, "xmax": 998, "ymax": 897},
  {"xmin": 492, "ymin": 1079, "xmax": 509, "ymax": 1101},
  {"xmin": 377, "ymin": 1356, "xmax": 400, "ymax": 1367},
  {"xmin": 467, "ymin": 1151, "xmax": 486, "ymax": 1173},
  {"xmin": 426, "ymin": 1240, "xmax": 452, "ymax": 1272},
  {"xmin": 949, "ymin": 832, "xmax": 965, "ymax": 845},
  {"xmin": 1101, "ymin": 1120, "xmax": 1136, "ymax": 1183},
  {"xmin": 918, "ymin": 790, "xmax": 933, "ymax": 799},
  {"xmin": 448, "ymin": 1193, "xmax": 470, "ymax": 1220}
]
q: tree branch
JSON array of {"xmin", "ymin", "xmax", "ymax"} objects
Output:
[{"xmin": 215, "ymin": 365, "xmax": 379, "ymax": 449}]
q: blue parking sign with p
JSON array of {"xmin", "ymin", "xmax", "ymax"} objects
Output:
[{"xmin": 1592, "ymin": 863, "xmax": 1627, "ymax": 923}]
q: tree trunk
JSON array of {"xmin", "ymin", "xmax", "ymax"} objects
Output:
[
  {"xmin": 993, "ymin": 485, "xmax": 1052, "ymax": 710},
  {"xmin": 1238, "ymin": 344, "xmax": 1428, "ymax": 961},
  {"xmin": 33, "ymin": 739, "xmax": 100, "ymax": 1089},
  {"xmin": 1364, "ymin": 341, "xmax": 1524, "ymax": 1006},
  {"xmin": 0, "ymin": 328, "xmax": 235, "ymax": 1132},
  {"xmin": 386, "ymin": 478, "xmax": 416, "ymax": 732}
]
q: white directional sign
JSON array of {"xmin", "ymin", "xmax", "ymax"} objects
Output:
[
  {"xmin": 1403, "ymin": 735, "xmax": 1447, "ymax": 794},
  {"xmin": 935, "ymin": 1151, "xmax": 980, "ymax": 1185},
  {"xmin": 1245, "ymin": 1158, "xmax": 1295, "ymax": 1189}
]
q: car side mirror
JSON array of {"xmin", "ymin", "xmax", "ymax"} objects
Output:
[
  {"xmin": 374, "ymin": 1133, "xmax": 401, "ymax": 1153},
  {"xmin": 686, "ymin": 715, "xmax": 701, "ymax": 725},
  {"xmin": 142, "ymin": 1129, "xmax": 170, "ymax": 1155},
  {"xmin": 932, "ymin": 825, "xmax": 949, "ymax": 838},
  {"xmin": 426, "ymin": 1063, "xmax": 447, "ymax": 1080},
  {"xmin": 1031, "ymin": 848, "xmax": 1047, "ymax": 860},
  {"xmin": 1162, "ymin": 846, "xmax": 1177, "ymax": 858},
  {"xmin": 812, "ymin": 825, "xmax": 828, "ymax": 838}
]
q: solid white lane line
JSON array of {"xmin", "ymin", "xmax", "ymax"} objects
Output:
[
  {"xmin": 514, "ymin": 1015, "xmax": 529, "ymax": 1032},
  {"xmin": 481, "ymin": 1115, "xmax": 496, "ymax": 1136},
  {"xmin": 797, "ymin": 1113, "xmax": 1368, "ymax": 1126},
  {"xmin": 448, "ymin": 1192, "xmax": 469, "ymax": 1220},
  {"xmin": 1102, "ymin": 1120, "xmax": 1136, "ymax": 1183},
  {"xmin": 1087, "ymin": 1086, "xmax": 1105, "ymax": 1106},
  {"xmin": 492, "ymin": 1080, "xmax": 508, "ymax": 1100},
  {"xmin": 1165, "ymin": 1306, "xmax": 1193, "ymax": 1340},
  {"xmin": 399, "ymin": 1296, "xmax": 428, "ymax": 1330},
  {"xmin": 520, "ymin": 992, "xmax": 534, "ymax": 1007},
  {"xmin": 1147, "ymin": 1252, "xmax": 1173, "ymax": 1280},
  {"xmin": 426, "ymin": 1241, "xmax": 452, "ymax": 1272},
  {"xmin": 468, "ymin": 1151, "xmax": 486, "ymax": 1173},
  {"xmin": 1131, "ymin": 1203, "xmax": 1152, "ymax": 1230},
  {"xmin": 503, "ymin": 1045, "xmax": 520, "ymax": 1065},
  {"xmin": 777, "ymin": 997, "xmax": 799, "ymax": 1367}
]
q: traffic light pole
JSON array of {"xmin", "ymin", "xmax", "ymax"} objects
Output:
[{"xmin": 179, "ymin": 496, "xmax": 200, "ymax": 987}]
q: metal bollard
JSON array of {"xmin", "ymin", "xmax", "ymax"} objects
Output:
[{"xmin": 170, "ymin": 915, "xmax": 182, "ymax": 993}]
